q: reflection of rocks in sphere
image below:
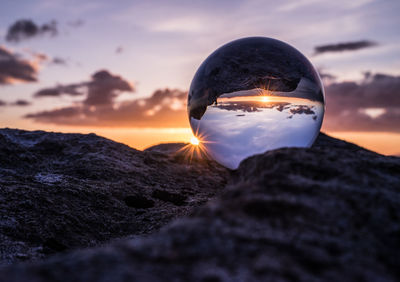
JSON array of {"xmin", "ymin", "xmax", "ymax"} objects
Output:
[{"xmin": 188, "ymin": 37, "xmax": 325, "ymax": 169}]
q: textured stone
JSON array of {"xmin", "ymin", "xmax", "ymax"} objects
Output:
[
  {"xmin": 0, "ymin": 129, "xmax": 399, "ymax": 282},
  {"xmin": 0, "ymin": 128, "xmax": 228, "ymax": 265}
]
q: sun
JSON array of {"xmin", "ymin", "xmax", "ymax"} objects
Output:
[
  {"xmin": 261, "ymin": 96, "xmax": 270, "ymax": 102},
  {"xmin": 176, "ymin": 132, "xmax": 213, "ymax": 163},
  {"xmin": 190, "ymin": 136, "xmax": 200, "ymax": 146}
]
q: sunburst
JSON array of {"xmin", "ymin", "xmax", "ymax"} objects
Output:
[{"xmin": 176, "ymin": 126, "xmax": 215, "ymax": 163}]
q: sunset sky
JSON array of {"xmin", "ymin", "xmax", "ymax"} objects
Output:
[{"xmin": 0, "ymin": 0, "xmax": 399, "ymax": 155}]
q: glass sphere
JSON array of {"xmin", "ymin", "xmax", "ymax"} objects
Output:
[{"xmin": 188, "ymin": 37, "xmax": 325, "ymax": 169}]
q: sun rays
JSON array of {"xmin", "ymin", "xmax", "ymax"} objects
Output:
[{"xmin": 175, "ymin": 127, "xmax": 215, "ymax": 163}]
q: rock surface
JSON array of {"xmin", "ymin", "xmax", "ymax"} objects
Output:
[
  {"xmin": 0, "ymin": 128, "xmax": 229, "ymax": 265},
  {"xmin": 145, "ymin": 142, "xmax": 187, "ymax": 154},
  {"xmin": 1, "ymin": 129, "xmax": 399, "ymax": 281}
]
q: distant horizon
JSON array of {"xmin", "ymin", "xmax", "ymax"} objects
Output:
[{"xmin": 2, "ymin": 125, "xmax": 399, "ymax": 159}]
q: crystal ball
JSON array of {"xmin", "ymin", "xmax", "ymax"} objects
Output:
[{"xmin": 188, "ymin": 37, "xmax": 325, "ymax": 169}]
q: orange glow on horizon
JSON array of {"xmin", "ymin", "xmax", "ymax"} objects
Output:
[
  {"xmin": 217, "ymin": 95, "xmax": 316, "ymax": 105},
  {"xmin": 325, "ymin": 131, "xmax": 400, "ymax": 156},
  {"xmin": 2, "ymin": 116, "xmax": 399, "ymax": 157}
]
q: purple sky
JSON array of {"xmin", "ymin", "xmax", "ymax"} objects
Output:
[{"xmin": 0, "ymin": 0, "xmax": 399, "ymax": 153}]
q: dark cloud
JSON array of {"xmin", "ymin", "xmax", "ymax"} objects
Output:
[
  {"xmin": 216, "ymin": 101, "xmax": 291, "ymax": 113},
  {"xmin": 34, "ymin": 83, "xmax": 84, "ymax": 97},
  {"xmin": 26, "ymin": 72, "xmax": 400, "ymax": 131},
  {"xmin": 0, "ymin": 99, "xmax": 31, "ymax": 107},
  {"xmin": 6, "ymin": 19, "xmax": 57, "ymax": 42},
  {"xmin": 289, "ymin": 105, "xmax": 315, "ymax": 115},
  {"xmin": 11, "ymin": 99, "xmax": 31, "ymax": 106},
  {"xmin": 215, "ymin": 101, "xmax": 317, "ymax": 121},
  {"xmin": 32, "ymin": 53, "xmax": 67, "ymax": 66},
  {"xmin": 34, "ymin": 70, "xmax": 133, "ymax": 105},
  {"xmin": 52, "ymin": 57, "xmax": 67, "ymax": 65},
  {"xmin": 84, "ymin": 70, "xmax": 133, "ymax": 106},
  {"xmin": 115, "ymin": 46, "xmax": 124, "ymax": 54},
  {"xmin": 0, "ymin": 46, "xmax": 38, "ymax": 84},
  {"xmin": 26, "ymin": 106, "xmax": 80, "ymax": 120},
  {"xmin": 314, "ymin": 40, "xmax": 377, "ymax": 55},
  {"xmin": 26, "ymin": 88, "xmax": 187, "ymax": 127},
  {"xmin": 322, "ymin": 73, "xmax": 400, "ymax": 132}
]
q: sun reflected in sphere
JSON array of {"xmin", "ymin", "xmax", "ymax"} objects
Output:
[{"xmin": 187, "ymin": 37, "xmax": 325, "ymax": 169}]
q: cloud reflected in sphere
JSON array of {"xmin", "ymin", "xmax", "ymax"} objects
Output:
[{"xmin": 188, "ymin": 37, "xmax": 325, "ymax": 169}]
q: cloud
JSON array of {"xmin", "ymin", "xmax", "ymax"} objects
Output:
[
  {"xmin": 0, "ymin": 99, "xmax": 31, "ymax": 106},
  {"xmin": 24, "ymin": 49, "xmax": 67, "ymax": 66},
  {"xmin": 25, "ymin": 71, "xmax": 400, "ymax": 132},
  {"xmin": 34, "ymin": 83, "xmax": 84, "ymax": 97},
  {"xmin": 84, "ymin": 70, "xmax": 133, "ymax": 106},
  {"xmin": 115, "ymin": 46, "xmax": 124, "ymax": 54},
  {"xmin": 52, "ymin": 57, "xmax": 67, "ymax": 65},
  {"xmin": 26, "ymin": 106, "xmax": 80, "ymax": 120},
  {"xmin": 314, "ymin": 40, "xmax": 377, "ymax": 55},
  {"xmin": 0, "ymin": 46, "xmax": 38, "ymax": 84},
  {"xmin": 215, "ymin": 101, "xmax": 291, "ymax": 113},
  {"xmin": 6, "ymin": 19, "xmax": 57, "ymax": 42},
  {"xmin": 34, "ymin": 70, "xmax": 134, "ymax": 105},
  {"xmin": 31, "ymin": 52, "xmax": 48, "ymax": 63},
  {"xmin": 289, "ymin": 105, "xmax": 315, "ymax": 115},
  {"xmin": 11, "ymin": 99, "xmax": 31, "ymax": 106},
  {"xmin": 26, "ymin": 87, "xmax": 187, "ymax": 128},
  {"xmin": 322, "ymin": 73, "xmax": 400, "ymax": 132}
]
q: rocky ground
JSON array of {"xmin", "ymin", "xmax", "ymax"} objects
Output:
[
  {"xmin": 0, "ymin": 128, "xmax": 229, "ymax": 265},
  {"xmin": 0, "ymin": 128, "xmax": 399, "ymax": 281}
]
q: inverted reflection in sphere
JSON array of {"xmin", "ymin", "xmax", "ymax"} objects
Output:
[{"xmin": 188, "ymin": 37, "xmax": 325, "ymax": 169}]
